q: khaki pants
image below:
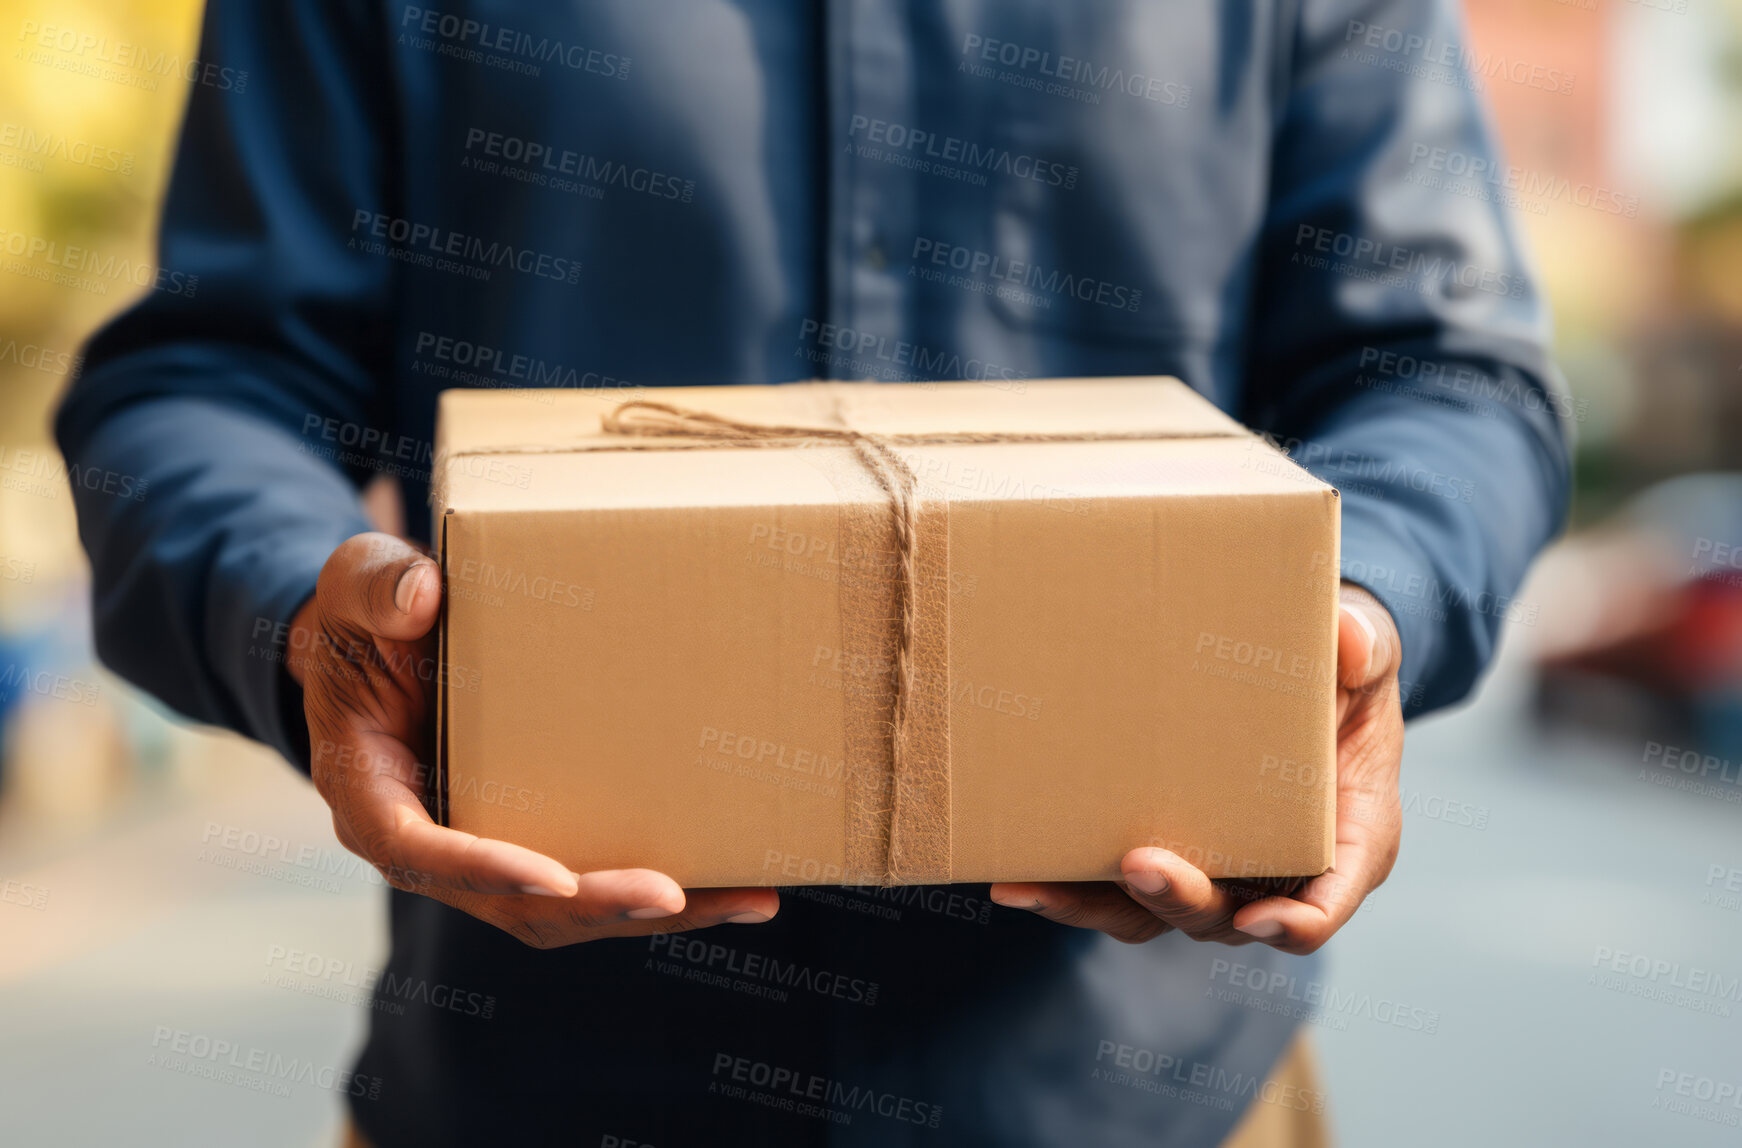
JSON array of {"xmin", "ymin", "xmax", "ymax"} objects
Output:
[
  {"xmin": 1222, "ymin": 1034, "xmax": 1332, "ymax": 1148},
  {"xmin": 343, "ymin": 1035, "xmax": 1328, "ymax": 1148}
]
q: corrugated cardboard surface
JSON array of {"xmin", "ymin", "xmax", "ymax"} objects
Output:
[{"xmin": 435, "ymin": 379, "xmax": 1337, "ymax": 886}]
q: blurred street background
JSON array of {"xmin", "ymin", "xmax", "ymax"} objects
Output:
[{"xmin": 5, "ymin": 1, "xmax": 1742, "ymax": 1144}]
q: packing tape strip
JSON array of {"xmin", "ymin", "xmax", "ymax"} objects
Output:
[{"xmin": 838, "ymin": 471, "xmax": 952, "ymax": 885}]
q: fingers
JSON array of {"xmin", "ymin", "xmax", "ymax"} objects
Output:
[
  {"xmin": 1117, "ymin": 848, "xmax": 1254, "ymax": 943},
  {"xmin": 318, "ymin": 728, "xmax": 582, "ymax": 898},
  {"xmin": 1230, "ymin": 835, "xmax": 1385, "ymax": 955},
  {"xmin": 446, "ymin": 885, "xmax": 782, "ymax": 950},
  {"xmin": 316, "ymin": 531, "xmax": 441, "ymax": 642},
  {"xmin": 993, "ymin": 842, "xmax": 1384, "ymax": 951},
  {"xmin": 382, "ymin": 811, "xmax": 588, "ymax": 899},
  {"xmin": 989, "ymin": 882, "xmax": 1169, "ymax": 944},
  {"xmin": 574, "ymin": 886, "xmax": 783, "ymax": 940},
  {"xmin": 991, "ymin": 848, "xmax": 1274, "ymax": 945}
]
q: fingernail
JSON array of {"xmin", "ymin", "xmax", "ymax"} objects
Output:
[
  {"xmin": 627, "ymin": 905, "xmax": 677, "ymax": 919},
  {"xmin": 395, "ymin": 564, "xmax": 433, "ymax": 613},
  {"xmin": 1347, "ymin": 604, "xmax": 1379, "ymax": 679},
  {"xmin": 1237, "ymin": 919, "xmax": 1285, "ymax": 940},
  {"xmin": 519, "ymin": 882, "xmax": 571, "ymax": 898},
  {"xmin": 1126, "ymin": 869, "xmax": 1169, "ymax": 896},
  {"xmin": 989, "ymin": 888, "xmax": 1039, "ymax": 910},
  {"xmin": 726, "ymin": 911, "xmax": 771, "ymax": 924}
]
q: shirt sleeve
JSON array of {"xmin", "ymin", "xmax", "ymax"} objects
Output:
[
  {"xmin": 1241, "ymin": 0, "xmax": 1573, "ymax": 717},
  {"xmin": 54, "ymin": 0, "xmax": 394, "ymax": 769}
]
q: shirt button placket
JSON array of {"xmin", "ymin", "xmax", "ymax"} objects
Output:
[{"xmin": 825, "ymin": 0, "xmax": 911, "ymax": 382}]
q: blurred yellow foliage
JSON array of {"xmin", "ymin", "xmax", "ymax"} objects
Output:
[
  {"xmin": 0, "ymin": 0, "xmax": 204, "ymax": 435},
  {"xmin": 0, "ymin": 0, "xmax": 203, "ymax": 608}
]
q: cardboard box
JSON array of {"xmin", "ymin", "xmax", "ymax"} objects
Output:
[{"xmin": 433, "ymin": 379, "xmax": 1338, "ymax": 887}]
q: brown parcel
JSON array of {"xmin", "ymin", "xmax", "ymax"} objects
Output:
[{"xmin": 432, "ymin": 378, "xmax": 1338, "ymax": 888}]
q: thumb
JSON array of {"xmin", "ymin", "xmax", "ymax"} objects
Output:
[
  {"xmin": 1336, "ymin": 584, "xmax": 1399, "ymax": 689},
  {"xmin": 316, "ymin": 532, "xmax": 441, "ymax": 642}
]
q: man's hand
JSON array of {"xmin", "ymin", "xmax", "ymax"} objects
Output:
[
  {"xmin": 290, "ymin": 532, "xmax": 778, "ymax": 948},
  {"xmin": 988, "ymin": 583, "xmax": 1404, "ymax": 954}
]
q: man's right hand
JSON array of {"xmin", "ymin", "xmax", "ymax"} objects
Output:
[{"xmin": 288, "ymin": 532, "xmax": 779, "ymax": 948}]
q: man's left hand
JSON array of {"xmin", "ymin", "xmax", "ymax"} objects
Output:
[{"xmin": 988, "ymin": 583, "xmax": 1404, "ymax": 954}]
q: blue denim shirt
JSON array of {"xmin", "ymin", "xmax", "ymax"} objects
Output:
[{"xmin": 58, "ymin": 1, "xmax": 1568, "ymax": 1143}]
